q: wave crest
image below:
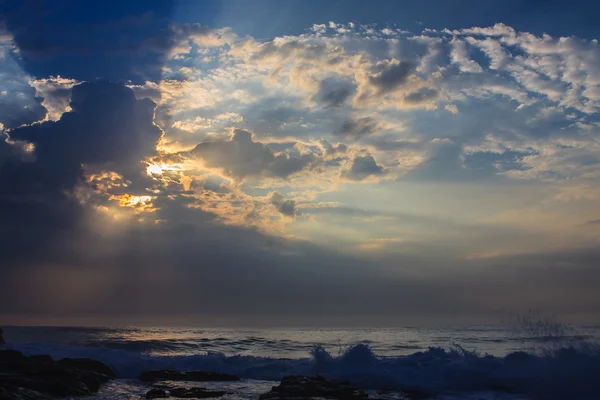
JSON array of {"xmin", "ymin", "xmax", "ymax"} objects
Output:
[{"xmin": 4, "ymin": 340, "xmax": 600, "ymax": 399}]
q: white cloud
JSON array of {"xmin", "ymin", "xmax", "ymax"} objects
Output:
[
  {"xmin": 450, "ymin": 38, "xmax": 483, "ymax": 73},
  {"xmin": 30, "ymin": 76, "xmax": 79, "ymax": 121}
]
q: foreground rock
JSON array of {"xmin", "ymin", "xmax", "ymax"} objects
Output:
[
  {"xmin": 0, "ymin": 350, "xmax": 115, "ymax": 399},
  {"xmin": 140, "ymin": 370, "xmax": 240, "ymax": 382},
  {"xmin": 259, "ymin": 375, "xmax": 369, "ymax": 400},
  {"xmin": 171, "ymin": 387, "xmax": 228, "ymax": 398},
  {"xmin": 145, "ymin": 386, "xmax": 228, "ymax": 399},
  {"xmin": 146, "ymin": 388, "xmax": 169, "ymax": 399}
]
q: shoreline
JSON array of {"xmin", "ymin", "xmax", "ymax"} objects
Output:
[
  {"xmin": 0, "ymin": 349, "xmax": 523, "ymax": 400},
  {"xmin": 1, "ymin": 349, "xmax": 409, "ymax": 400}
]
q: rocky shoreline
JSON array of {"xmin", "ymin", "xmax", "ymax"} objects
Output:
[
  {"xmin": 0, "ymin": 350, "xmax": 427, "ymax": 399},
  {"xmin": 0, "ymin": 350, "xmax": 115, "ymax": 399}
]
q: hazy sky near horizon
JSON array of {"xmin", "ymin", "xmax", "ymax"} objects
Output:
[{"xmin": 1, "ymin": 0, "xmax": 600, "ymax": 326}]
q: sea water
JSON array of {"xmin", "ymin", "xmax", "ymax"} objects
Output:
[{"xmin": 2, "ymin": 324, "xmax": 599, "ymax": 399}]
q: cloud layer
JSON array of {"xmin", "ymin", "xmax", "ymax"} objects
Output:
[{"xmin": 1, "ymin": 19, "xmax": 600, "ymax": 323}]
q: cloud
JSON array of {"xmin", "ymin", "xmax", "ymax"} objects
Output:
[
  {"xmin": 3, "ymin": 19, "xmax": 600, "ymax": 323},
  {"xmin": 314, "ymin": 78, "xmax": 356, "ymax": 107},
  {"xmin": 30, "ymin": 76, "xmax": 79, "ymax": 121},
  {"xmin": 334, "ymin": 117, "xmax": 380, "ymax": 138},
  {"xmin": 450, "ymin": 38, "xmax": 483, "ymax": 73},
  {"xmin": 368, "ymin": 60, "xmax": 415, "ymax": 93},
  {"xmin": 404, "ymin": 87, "xmax": 439, "ymax": 104},
  {"xmin": 0, "ymin": 81, "xmax": 163, "ymax": 269},
  {"xmin": 190, "ymin": 129, "xmax": 320, "ymax": 180},
  {"xmin": 0, "ymin": 32, "xmax": 47, "ymax": 128},
  {"xmin": 1, "ymin": 2, "xmax": 177, "ymax": 82},
  {"xmin": 6, "ymin": 81, "xmax": 162, "ymax": 186},
  {"xmin": 270, "ymin": 192, "xmax": 296, "ymax": 216},
  {"xmin": 343, "ymin": 154, "xmax": 385, "ymax": 181},
  {"xmin": 445, "ymin": 104, "xmax": 459, "ymax": 114}
]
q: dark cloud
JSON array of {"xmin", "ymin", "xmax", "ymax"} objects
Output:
[
  {"xmin": 0, "ymin": 137, "xmax": 87, "ymax": 268},
  {"xmin": 343, "ymin": 154, "xmax": 385, "ymax": 181},
  {"xmin": 404, "ymin": 87, "xmax": 439, "ymax": 104},
  {"xmin": 0, "ymin": 81, "xmax": 161, "ymax": 267},
  {"xmin": 0, "ymin": 98, "xmax": 46, "ymax": 130},
  {"xmin": 3, "ymin": 197, "xmax": 600, "ymax": 324},
  {"xmin": 369, "ymin": 60, "xmax": 415, "ymax": 93},
  {"xmin": 255, "ymin": 107, "xmax": 300, "ymax": 131},
  {"xmin": 0, "ymin": 49, "xmax": 47, "ymax": 129},
  {"xmin": 241, "ymin": 98, "xmax": 316, "ymax": 136},
  {"xmin": 6, "ymin": 81, "xmax": 162, "ymax": 188},
  {"xmin": 334, "ymin": 117, "xmax": 380, "ymax": 139},
  {"xmin": 240, "ymin": 96, "xmax": 342, "ymax": 138},
  {"xmin": 319, "ymin": 139, "xmax": 348, "ymax": 156},
  {"xmin": 191, "ymin": 129, "xmax": 318, "ymax": 180},
  {"xmin": 0, "ymin": 0, "xmax": 176, "ymax": 82},
  {"xmin": 315, "ymin": 78, "xmax": 355, "ymax": 107},
  {"xmin": 270, "ymin": 192, "xmax": 296, "ymax": 216}
]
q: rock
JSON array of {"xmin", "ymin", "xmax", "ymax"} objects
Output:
[
  {"xmin": 170, "ymin": 387, "xmax": 228, "ymax": 398},
  {"xmin": 0, "ymin": 384, "xmax": 54, "ymax": 400},
  {"xmin": 139, "ymin": 370, "xmax": 240, "ymax": 382},
  {"xmin": 24, "ymin": 355, "xmax": 52, "ymax": 364},
  {"xmin": 59, "ymin": 357, "xmax": 116, "ymax": 378},
  {"xmin": 0, "ymin": 350, "xmax": 24, "ymax": 363},
  {"xmin": 0, "ymin": 374, "xmax": 90, "ymax": 397},
  {"xmin": 259, "ymin": 375, "xmax": 369, "ymax": 400},
  {"xmin": 0, "ymin": 350, "xmax": 114, "ymax": 399},
  {"xmin": 146, "ymin": 388, "xmax": 169, "ymax": 399},
  {"xmin": 376, "ymin": 388, "xmax": 433, "ymax": 400}
]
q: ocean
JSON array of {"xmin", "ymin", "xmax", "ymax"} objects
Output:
[{"xmin": 2, "ymin": 324, "xmax": 600, "ymax": 399}]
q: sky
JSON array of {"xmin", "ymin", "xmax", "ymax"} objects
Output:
[{"xmin": 1, "ymin": 0, "xmax": 600, "ymax": 326}]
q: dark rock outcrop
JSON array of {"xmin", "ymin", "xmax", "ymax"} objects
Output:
[
  {"xmin": 145, "ymin": 386, "xmax": 228, "ymax": 399},
  {"xmin": 259, "ymin": 375, "xmax": 369, "ymax": 400},
  {"xmin": 146, "ymin": 388, "xmax": 169, "ymax": 399},
  {"xmin": 139, "ymin": 370, "xmax": 240, "ymax": 382},
  {"xmin": 0, "ymin": 350, "xmax": 114, "ymax": 399},
  {"xmin": 0, "ymin": 385, "xmax": 54, "ymax": 400},
  {"xmin": 59, "ymin": 357, "xmax": 116, "ymax": 379},
  {"xmin": 170, "ymin": 387, "xmax": 228, "ymax": 398}
]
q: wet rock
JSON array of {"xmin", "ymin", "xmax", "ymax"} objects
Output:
[
  {"xmin": 376, "ymin": 388, "xmax": 433, "ymax": 400},
  {"xmin": 259, "ymin": 375, "xmax": 369, "ymax": 400},
  {"xmin": 0, "ymin": 375, "xmax": 90, "ymax": 397},
  {"xmin": 170, "ymin": 387, "xmax": 228, "ymax": 398},
  {"xmin": 146, "ymin": 388, "xmax": 169, "ymax": 399},
  {"xmin": 26, "ymin": 355, "xmax": 53, "ymax": 364},
  {"xmin": 0, "ymin": 385, "xmax": 54, "ymax": 400},
  {"xmin": 139, "ymin": 370, "xmax": 240, "ymax": 382},
  {"xmin": 59, "ymin": 357, "xmax": 116, "ymax": 378},
  {"xmin": 0, "ymin": 350, "xmax": 114, "ymax": 399},
  {"xmin": 0, "ymin": 350, "xmax": 24, "ymax": 363}
]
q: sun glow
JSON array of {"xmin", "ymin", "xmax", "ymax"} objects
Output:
[
  {"xmin": 146, "ymin": 162, "xmax": 185, "ymax": 176},
  {"xmin": 109, "ymin": 194, "xmax": 157, "ymax": 213}
]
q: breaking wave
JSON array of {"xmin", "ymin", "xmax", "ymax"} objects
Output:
[{"xmin": 4, "ymin": 338, "xmax": 600, "ymax": 399}]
